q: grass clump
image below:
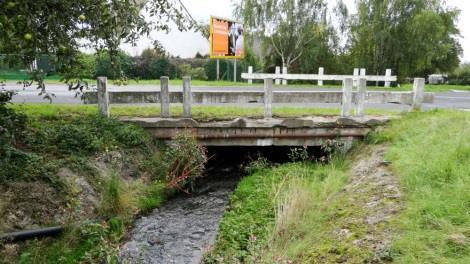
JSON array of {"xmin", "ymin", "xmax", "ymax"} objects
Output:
[
  {"xmin": 205, "ymin": 156, "xmax": 351, "ymax": 263},
  {"xmin": 369, "ymin": 110, "xmax": 470, "ymax": 263}
]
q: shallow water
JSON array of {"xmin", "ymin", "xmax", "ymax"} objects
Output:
[{"xmin": 119, "ymin": 176, "xmax": 237, "ymax": 264}]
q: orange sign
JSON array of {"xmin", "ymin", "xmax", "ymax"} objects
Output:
[{"xmin": 210, "ymin": 16, "xmax": 244, "ymax": 59}]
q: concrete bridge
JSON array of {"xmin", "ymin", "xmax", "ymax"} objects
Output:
[
  {"xmin": 91, "ymin": 74, "xmax": 430, "ymax": 146},
  {"xmin": 122, "ymin": 116, "xmax": 389, "ymax": 146}
]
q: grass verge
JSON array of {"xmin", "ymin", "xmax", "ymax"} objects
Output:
[
  {"xmin": 368, "ymin": 110, "xmax": 470, "ymax": 263},
  {"xmin": 9, "ymin": 104, "xmax": 399, "ymax": 121}
]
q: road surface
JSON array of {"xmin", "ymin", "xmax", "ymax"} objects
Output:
[{"xmin": 3, "ymin": 83, "xmax": 470, "ymax": 111}]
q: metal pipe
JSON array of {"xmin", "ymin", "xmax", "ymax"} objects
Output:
[{"xmin": 0, "ymin": 226, "xmax": 64, "ymax": 242}]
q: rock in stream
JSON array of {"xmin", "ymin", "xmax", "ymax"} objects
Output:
[{"xmin": 119, "ymin": 181, "xmax": 234, "ymax": 264}]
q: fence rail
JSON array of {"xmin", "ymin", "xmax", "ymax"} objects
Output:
[
  {"xmin": 94, "ymin": 76, "xmax": 428, "ymax": 119},
  {"xmin": 241, "ymin": 73, "xmax": 397, "ymax": 82}
]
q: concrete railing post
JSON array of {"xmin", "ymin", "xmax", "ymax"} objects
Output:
[
  {"xmin": 97, "ymin": 77, "xmax": 109, "ymax": 117},
  {"xmin": 282, "ymin": 66, "xmax": 288, "ymax": 85},
  {"xmin": 160, "ymin": 76, "xmax": 170, "ymax": 118},
  {"xmin": 411, "ymin": 78, "xmax": 425, "ymax": 111},
  {"xmin": 353, "ymin": 68, "xmax": 359, "ymax": 88},
  {"xmin": 356, "ymin": 78, "xmax": 367, "ymax": 117},
  {"xmin": 341, "ymin": 78, "xmax": 353, "ymax": 117},
  {"xmin": 385, "ymin": 69, "xmax": 392, "ymax": 87},
  {"xmin": 264, "ymin": 78, "xmax": 273, "ymax": 118},
  {"xmin": 318, "ymin": 67, "xmax": 324, "ymax": 86},
  {"xmin": 183, "ymin": 76, "xmax": 192, "ymax": 118},
  {"xmin": 275, "ymin": 66, "xmax": 281, "ymax": 85},
  {"xmin": 248, "ymin": 66, "xmax": 253, "ymax": 84}
]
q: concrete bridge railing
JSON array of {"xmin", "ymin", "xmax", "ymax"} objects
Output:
[{"xmin": 94, "ymin": 76, "xmax": 428, "ymax": 119}]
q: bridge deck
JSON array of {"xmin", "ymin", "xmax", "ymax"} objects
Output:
[{"xmin": 122, "ymin": 116, "xmax": 390, "ymax": 146}]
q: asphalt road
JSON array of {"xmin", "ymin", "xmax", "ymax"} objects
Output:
[{"xmin": 3, "ymin": 83, "xmax": 470, "ymax": 111}]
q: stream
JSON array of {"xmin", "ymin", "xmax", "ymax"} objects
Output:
[
  {"xmin": 118, "ymin": 146, "xmax": 305, "ymax": 264},
  {"xmin": 119, "ymin": 168, "xmax": 239, "ymax": 264}
]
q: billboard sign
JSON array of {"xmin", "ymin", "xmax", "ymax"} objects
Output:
[{"xmin": 210, "ymin": 16, "xmax": 244, "ymax": 59}]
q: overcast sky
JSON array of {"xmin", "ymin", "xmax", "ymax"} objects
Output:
[{"xmin": 121, "ymin": 0, "xmax": 470, "ymax": 63}]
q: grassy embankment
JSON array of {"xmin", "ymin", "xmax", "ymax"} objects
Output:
[
  {"xmin": 9, "ymin": 104, "xmax": 399, "ymax": 121},
  {"xmin": 205, "ymin": 109, "xmax": 469, "ymax": 263},
  {"xmin": 0, "ymin": 102, "xmax": 205, "ymax": 263}
]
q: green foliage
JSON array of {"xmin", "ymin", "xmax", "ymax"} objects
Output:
[
  {"xmin": 191, "ymin": 67, "xmax": 208, "ymax": 80},
  {"xmin": 100, "ymin": 172, "xmax": 124, "ymax": 218},
  {"xmin": 368, "ymin": 110, "xmax": 470, "ymax": 263},
  {"xmin": 137, "ymin": 182, "xmax": 167, "ymax": 213},
  {"xmin": 0, "ymin": 0, "xmax": 191, "ymax": 94},
  {"xmin": 178, "ymin": 63, "xmax": 192, "ymax": 77},
  {"xmin": 26, "ymin": 115, "xmax": 150, "ymax": 156},
  {"xmin": 449, "ymin": 63, "xmax": 470, "ymax": 85},
  {"xmin": 146, "ymin": 132, "xmax": 208, "ymax": 191},
  {"xmin": 206, "ymin": 160, "xmax": 350, "ymax": 263},
  {"xmin": 350, "ymin": 0, "xmax": 461, "ymax": 79},
  {"xmin": 19, "ymin": 221, "xmax": 119, "ymax": 264}
]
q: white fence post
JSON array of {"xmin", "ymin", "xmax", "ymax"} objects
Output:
[
  {"xmin": 160, "ymin": 76, "xmax": 170, "ymax": 118},
  {"xmin": 318, "ymin": 67, "xmax": 324, "ymax": 86},
  {"xmin": 264, "ymin": 78, "xmax": 273, "ymax": 118},
  {"xmin": 360, "ymin": 68, "xmax": 366, "ymax": 77},
  {"xmin": 282, "ymin": 66, "xmax": 288, "ymax": 85},
  {"xmin": 412, "ymin": 78, "xmax": 425, "ymax": 111},
  {"xmin": 341, "ymin": 78, "xmax": 353, "ymax": 117},
  {"xmin": 275, "ymin": 66, "xmax": 281, "ymax": 85},
  {"xmin": 385, "ymin": 69, "xmax": 392, "ymax": 87},
  {"xmin": 353, "ymin": 68, "xmax": 359, "ymax": 88},
  {"xmin": 248, "ymin": 66, "xmax": 253, "ymax": 84},
  {"xmin": 183, "ymin": 76, "xmax": 192, "ymax": 118},
  {"xmin": 356, "ymin": 78, "xmax": 367, "ymax": 117},
  {"xmin": 97, "ymin": 77, "xmax": 109, "ymax": 117}
]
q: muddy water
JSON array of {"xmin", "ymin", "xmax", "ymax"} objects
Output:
[{"xmin": 119, "ymin": 172, "xmax": 238, "ymax": 264}]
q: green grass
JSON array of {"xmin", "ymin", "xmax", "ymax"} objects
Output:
[
  {"xmin": 369, "ymin": 110, "xmax": 470, "ymax": 263},
  {"xmin": 9, "ymin": 104, "xmax": 399, "ymax": 121},
  {"xmin": 205, "ymin": 158, "xmax": 354, "ymax": 263}
]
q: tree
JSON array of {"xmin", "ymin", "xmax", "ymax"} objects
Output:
[
  {"xmin": 0, "ymin": 0, "xmax": 192, "ymax": 98},
  {"xmin": 349, "ymin": 0, "xmax": 461, "ymax": 79},
  {"xmin": 236, "ymin": 0, "xmax": 330, "ymax": 71}
]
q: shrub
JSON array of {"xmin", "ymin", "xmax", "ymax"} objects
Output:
[
  {"xmin": 191, "ymin": 67, "xmax": 208, "ymax": 80},
  {"xmin": 158, "ymin": 132, "xmax": 208, "ymax": 191}
]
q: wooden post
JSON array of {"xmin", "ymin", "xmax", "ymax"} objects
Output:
[
  {"xmin": 97, "ymin": 77, "xmax": 109, "ymax": 117},
  {"xmin": 275, "ymin": 66, "xmax": 281, "ymax": 85},
  {"xmin": 412, "ymin": 78, "xmax": 425, "ymax": 111},
  {"xmin": 356, "ymin": 78, "xmax": 367, "ymax": 117},
  {"xmin": 248, "ymin": 66, "xmax": 253, "ymax": 84},
  {"xmin": 282, "ymin": 66, "xmax": 288, "ymax": 85},
  {"xmin": 183, "ymin": 76, "xmax": 192, "ymax": 118},
  {"xmin": 160, "ymin": 76, "xmax": 170, "ymax": 118},
  {"xmin": 264, "ymin": 78, "xmax": 273, "ymax": 118},
  {"xmin": 341, "ymin": 78, "xmax": 353, "ymax": 117},
  {"xmin": 353, "ymin": 68, "xmax": 359, "ymax": 88},
  {"xmin": 385, "ymin": 69, "xmax": 392, "ymax": 87},
  {"xmin": 318, "ymin": 67, "xmax": 324, "ymax": 86}
]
